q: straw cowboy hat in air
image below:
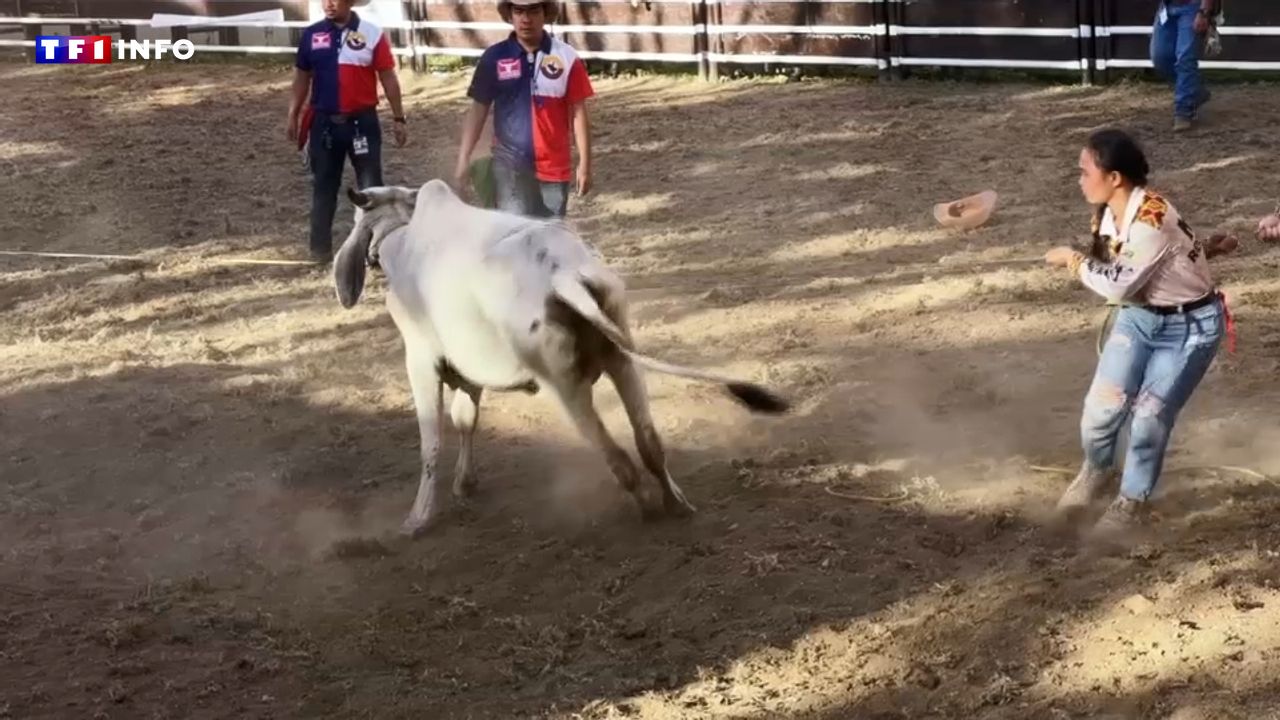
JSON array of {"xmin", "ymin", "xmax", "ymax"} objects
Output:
[
  {"xmin": 1258, "ymin": 212, "xmax": 1280, "ymax": 242},
  {"xmin": 933, "ymin": 190, "xmax": 999, "ymax": 231},
  {"xmin": 498, "ymin": 0, "xmax": 560, "ymax": 24}
]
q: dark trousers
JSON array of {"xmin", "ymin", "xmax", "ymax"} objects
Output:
[{"xmin": 309, "ymin": 108, "xmax": 383, "ymax": 257}]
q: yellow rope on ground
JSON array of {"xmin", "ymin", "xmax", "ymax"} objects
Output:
[
  {"xmin": 823, "ymin": 486, "xmax": 912, "ymax": 503},
  {"xmin": 1031, "ymin": 465, "xmax": 1269, "ymax": 480},
  {"xmin": 0, "ymin": 250, "xmax": 316, "ymax": 267}
]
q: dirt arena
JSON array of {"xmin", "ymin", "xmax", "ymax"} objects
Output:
[{"xmin": 3, "ymin": 57, "xmax": 1280, "ymax": 719}]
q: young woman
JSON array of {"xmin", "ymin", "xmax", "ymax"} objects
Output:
[{"xmin": 1044, "ymin": 128, "xmax": 1228, "ymax": 543}]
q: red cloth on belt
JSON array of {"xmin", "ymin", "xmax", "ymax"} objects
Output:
[{"xmin": 1221, "ymin": 291, "xmax": 1237, "ymax": 354}]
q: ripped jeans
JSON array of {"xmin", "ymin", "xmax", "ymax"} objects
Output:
[{"xmin": 1081, "ymin": 295, "xmax": 1225, "ymax": 502}]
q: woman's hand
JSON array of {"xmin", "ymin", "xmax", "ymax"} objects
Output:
[
  {"xmin": 1194, "ymin": 11, "xmax": 1210, "ymax": 34},
  {"xmin": 1045, "ymin": 246, "xmax": 1083, "ymax": 268}
]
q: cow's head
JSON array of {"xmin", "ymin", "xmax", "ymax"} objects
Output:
[{"xmin": 334, "ymin": 184, "xmax": 417, "ymax": 309}]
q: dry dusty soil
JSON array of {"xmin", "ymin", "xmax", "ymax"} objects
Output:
[{"xmin": 3, "ymin": 58, "xmax": 1280, "ymax": 719}]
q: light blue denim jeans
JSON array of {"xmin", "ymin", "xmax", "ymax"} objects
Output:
[
  {"xmin": 493, "ymin": 160, "xmax": 571, "ymax": 219},
  {"xmin": 1081, "ymin": 295, "xmax": 1225, "ymax": 501},
  {"xmin": 1150, "ymin": 1, "xmax": 1205, "ymax": 120}
]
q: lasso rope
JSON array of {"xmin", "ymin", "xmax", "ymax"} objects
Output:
[
  {"xmin": 0, "ymin": 250, "xmax": 316, "ymax": 267},
  {"xmin": 1031, "ymin": 465, "xmax": 1269, "ymax": 481}
]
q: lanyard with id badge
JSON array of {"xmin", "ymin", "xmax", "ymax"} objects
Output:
[
  {"xmin": 339, "ymin": 26, "xmax": 372, "ymax": 157},
  {"xmin": 529, "ymin": 50, "xmax": 546, "ymax": 111}
]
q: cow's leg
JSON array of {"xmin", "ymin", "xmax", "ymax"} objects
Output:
[
  {"xmin": 450, "ymin": 386, "xmax": 483, "ymax": 499},
  {"xmin": 550, "ymin": 379, "xmax": 656, "ymax": 521},
  {"xmin": 402, "ymin": 341, "xmax": 445, "ymax": 536},
  {"xmin": 604, "ymin": 351, "xmax": 696, "ymax": 517}
]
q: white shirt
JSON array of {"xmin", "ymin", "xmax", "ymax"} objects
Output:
[{"xmin": 1079, "ymin": 187, "xmax": 1215, "ymax": 307}]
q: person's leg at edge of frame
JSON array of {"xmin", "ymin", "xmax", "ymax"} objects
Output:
[
  {"xmin": 1172, "ymin": 2, "xmax": 1205, "ymax": 128},
  {"xmin": 350, "ymin": 110, "xmax": 385, "ymax": 191},
  {"xmin": 1056, "ymin": 309, "xmax": 1154, "ymax": 517},
  {"xmin": 309, "ymin": 114, "xmax": 347, "ymax": 263},
  {"xmin": 1092, "ymin": 300, "xmax": 1225, "ymax": 541}
]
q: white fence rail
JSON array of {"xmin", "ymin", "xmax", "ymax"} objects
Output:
[{"xmin": 3, "ymin": 13, "xmax": 1280, "ymax": 74}]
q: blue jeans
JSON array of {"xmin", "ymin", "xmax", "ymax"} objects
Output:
[
  {"xmin": 1081, "ymin": 295, "xmax": 1225, "ymax": 502},
  {"xmin": 493, "ymin": 160, "xmax": 570, "ymax": 219},
  {"xmin": 309, "ymin": 108, "xmax": 384, "ymax": 257},
  {"xmin": 1150, "ymin": 2, "xmax": 1204, "ymax": 120}
]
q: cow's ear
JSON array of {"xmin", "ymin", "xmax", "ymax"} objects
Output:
[
  {"xmin": 347, "ymin": 186, "xmax": 372, "ymax": 208},
  {"xmin": 395, "ymin": 186, "xmax": 417, "ymax": 206}
]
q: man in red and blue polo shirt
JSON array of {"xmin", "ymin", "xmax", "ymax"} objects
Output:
[
  {"xmin": 287, "ymin": 0, "xmax": 408, "ymax": 263},
  {"xmin": 453, "ymin": 0, "xmax": 595, "ymax": 218}
]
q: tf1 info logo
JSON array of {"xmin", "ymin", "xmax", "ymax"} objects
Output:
[{"xmin": 35, "ymin": 35, "xmax": 196, "ymax": 64}]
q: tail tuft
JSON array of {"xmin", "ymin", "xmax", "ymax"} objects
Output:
[{"xmin": 726, "ymin": 382, "xmax": 790, "ymax": 414}]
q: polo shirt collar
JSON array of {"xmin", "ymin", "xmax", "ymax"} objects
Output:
[
  {"xmin": 506, "ymin": 30, "xmax": 552, "ymax": 55},
  {"xmin": 324, "ymin": 10, "xmax": 360, "ymax": 32}
]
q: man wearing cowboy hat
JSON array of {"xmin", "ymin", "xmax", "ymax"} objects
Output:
[
  {"xmin": 453, "ymin": 0, "xmax": 595, "ymax": 218},
  {"xmin": 287, "ymin": 0, "xmax": 408, "ymax": 263}
]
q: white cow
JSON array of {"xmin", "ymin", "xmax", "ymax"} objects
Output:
[{"xmin": 332, "ymin": 180, "xmax": 788, "ymax": 536}]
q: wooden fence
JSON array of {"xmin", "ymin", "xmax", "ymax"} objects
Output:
[{"xmin": 2, "ymin": 0, "xmax": 1279, "ymax": 80}]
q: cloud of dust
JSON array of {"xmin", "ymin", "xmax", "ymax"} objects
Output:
[
  {"xmin": 1174, "ymin": 413, "xmax": 1280, "ymax": 479},
  {"xmin": 108, "ymin": 460, "xmax": 403, "ymax": 601},
  {"xmin": 529, "ymin": 442, "xmax": 639, "ymax": 535},
  {"xmin": 832, "ymin": 354, "xmax": 1068, "ymax": 495}
]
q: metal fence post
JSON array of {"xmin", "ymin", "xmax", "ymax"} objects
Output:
[
  {"xmin": 695, "ymin": 0, "xmax": 711, "ymax": 81},
  {"xmin": 1094, "ymin": 0, "xmax": 1110, "ymax": 84}
]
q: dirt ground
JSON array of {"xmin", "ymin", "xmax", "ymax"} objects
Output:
[{"xmin": 3, "ymin": 57, "xmax": 1280, "ymax": 720}]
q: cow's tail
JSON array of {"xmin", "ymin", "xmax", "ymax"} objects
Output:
[{"xmin": 550, "ymin": 271, "xmax": 790, "ymax": 415}]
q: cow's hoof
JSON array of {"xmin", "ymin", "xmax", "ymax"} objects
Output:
[
  {"xmin": 664, "ymin": 496, "xmax": 697, "ymax": 518},
  {"xmin": 399, "ymin": 515, "xmax": 436, "ymax": 538},
  {"xmin": 639, "ymin": 503, "xmax": 665, "ymax": 523},
  {"xmin": 452, "ymin": 479, "xmax": 479, "ymax": 500}
]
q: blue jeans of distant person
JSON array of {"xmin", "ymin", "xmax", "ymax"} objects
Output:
[
  {"xmin": 1150, "ymin": 1, "xmax": 1205, "ymax": 120},
  {"xmin": 493, "ymin": 160, "xmax": 570, "ymax": 219},
  {"xmin": 309, "ymin": 107, "xmax": 384, "ymax": 258},
  {"xmin": 1080, "ymin": 295, "xmax": 1225, "ymax": 502}
]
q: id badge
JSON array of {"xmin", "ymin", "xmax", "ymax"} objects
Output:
[{"xmin": 352, "ymin": 134, "xmax": 369, "ymax": 156}]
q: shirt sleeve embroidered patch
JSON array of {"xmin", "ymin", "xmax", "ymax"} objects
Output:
[{"xmin": 1136, "ymin": 194, "xmax": 1170, "ymax": 229}]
